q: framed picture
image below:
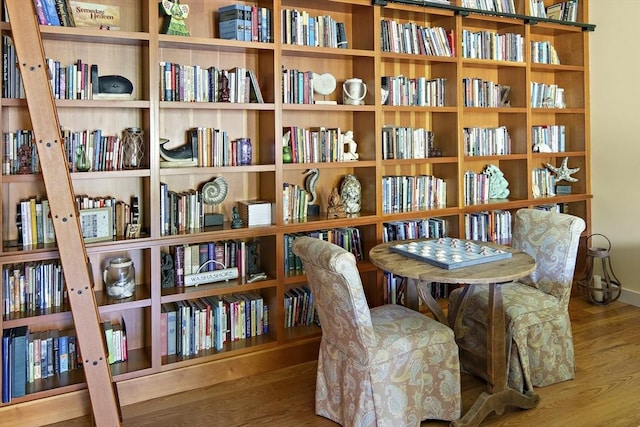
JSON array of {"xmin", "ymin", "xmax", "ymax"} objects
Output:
[{"xmin": 79, "ymin": 207, "xmax": 113, "ymax": 242}]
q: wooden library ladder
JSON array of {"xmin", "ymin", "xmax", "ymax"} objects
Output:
[{"xmin": 4, "ymin": 1, "xmax": 122, "ymax": 425}]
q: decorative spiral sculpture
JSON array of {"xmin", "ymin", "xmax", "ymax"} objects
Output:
[{"xmin": 202, "ymin": 176, "xmax": 229, "ymax": 206}]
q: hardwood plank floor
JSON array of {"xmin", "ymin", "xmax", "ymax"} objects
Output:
[{"xmin": 48, "ymin": 297, "xmax": 640, "ymax": 427}]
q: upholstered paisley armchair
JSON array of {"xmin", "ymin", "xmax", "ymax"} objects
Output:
[
  {"xmin": 292, "ymin": 236, "xmax": 461, "ymax": 427},
  {"xmin": 448, "ymin": 208, "xmax": 586, "ymax": 393}
]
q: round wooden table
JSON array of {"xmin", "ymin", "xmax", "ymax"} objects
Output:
[{"xmin": 369, "ymin": 239, "xmax": 539, "ymax": 427}]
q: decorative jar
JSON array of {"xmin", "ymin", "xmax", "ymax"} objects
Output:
[
  {"xmin": 103, "ymin": 256, "xmax": 136, "ymax": 299},
  {"xmin": 122, "ymin": 127, "xmax": 144, "ymax": 169}
]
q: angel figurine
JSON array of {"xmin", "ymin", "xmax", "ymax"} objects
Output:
[{"xmin": 160, "ymin": 0, "xmax": 190, "ymax": 36}]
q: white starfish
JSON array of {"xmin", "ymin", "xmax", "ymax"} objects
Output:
[{"xmin": 545, "ymin": 157, "xmax": 580, "ymax": 183}]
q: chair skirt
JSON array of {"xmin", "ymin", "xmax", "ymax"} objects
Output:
[
  {"xmin": 315, "ymin": 304, "xmax": 461, "ymax": 426},
  {"xmin": 448, "ymin": 283, "xmax": 575, "ymax": 393}
]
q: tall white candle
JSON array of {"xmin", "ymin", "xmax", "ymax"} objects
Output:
[{"xmin": 593, "ymin": 275, "xmax": 603, "ymax": 302}]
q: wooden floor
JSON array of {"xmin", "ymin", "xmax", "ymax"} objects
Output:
[{"xmin": 49, "ymin": 297, "xmax": 640, "ymax": 427}]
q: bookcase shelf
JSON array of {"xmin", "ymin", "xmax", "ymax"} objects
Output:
[{"xmin": 0, "ymin": 0, "xmax": 592, "ymax": 422}]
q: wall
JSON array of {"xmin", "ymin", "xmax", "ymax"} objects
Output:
[{"xmin": 589, "ymin": 0, "xmax": 640, "ymax": 305}]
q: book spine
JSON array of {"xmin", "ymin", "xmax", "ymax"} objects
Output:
[{"xmin": 55, "ymin": 0, "xmax": 73, "ymax": 27}]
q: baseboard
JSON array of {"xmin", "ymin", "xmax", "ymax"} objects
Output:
[
  {"xmin": 619, "ymin": 287, "xmax": 640, "ymax": 307},
  {"xmin": 0, "ymin": 338, "xmax": 320, "ymax": 425}
]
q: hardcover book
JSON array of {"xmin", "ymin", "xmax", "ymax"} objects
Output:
[{"xmin": 69, "ymin": 1, "xmax": 120, "ymax": 30}]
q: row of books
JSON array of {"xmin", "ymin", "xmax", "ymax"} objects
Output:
[
  {"xmin": 16, "ymin": 198, "xmax": 56, "ymax": 247},
  {"xmin": 101, "ymin": 319, "xmax": 128, "ymax": 365},
  {"xmin": 182, "ymin": 127, "xmax": 252, "ymax": 168},
  {"xmin": 76, "ymin": 195, "xmax": 139, "ymax": 239},
  {"xmin": 3, "ymin": 52, "xmax": 122, "ymax": 100},
  {"xmin": 159, "ymin": 62, "xmax": 264, "ymax": 103},
  {"xmin": 283, "ymin": 228, "xmax": 364, "ymax": 273},
  {"xmin": 380, "ymin": 20, "xmax": 454, "ymax": 57},
  {"xmin": 463, "ymin": 126, "xmax": 512, "ymax": 156},
  {"xmin": 532, "ymin": 167, "xmax": 556, "ymax": 198},
  {"xmin": 462, "ymin": 0, "xmax": 516, "ymax": 13},
  {"xmin": 281, "ymin": 68, "xmax": 315, "ymax": 104},
  {"xmin": 536, "ymin": 202, "xmax": 571, "ymax": 214},
  {"xmin": 531, "ymin": 40, "xmax": 560, "ymax": 65},
  {"xmin": 531, "ymin": 0, "xmax": 579, "ymax": 22},
  {"xmin": 2, "ymin": 130, "xmax": 38, "ymax": 175},
  {"xmin": 381, "ymin": 175, "xmax": 447, "ymax": 214},
  {"xmin": 168, "ymin": 239, "xmax": 252, "ymax": 288},
  {"xmin": 381, "ymin": 76, "xmax": 447, "ymax": 107},
  {"xmin": 161, "ymin": 293, "xmax": 268, "ymax": 357},
  {"xmin": 3, "ymin": 127, "xmax": 135, "ymax": 175},
  {"xmin": 464, "ymin": 210, "xmax": 513, "ymax": 244},
  {"xmin": 62, "ymin": 128, "xmax": 127, "ymax": 172},
  {"xmin": 381, "ymin": 126, "xmax": 436, "ymax": 160},
  {"xmin": 531, "ymin": 82, "xmax": 566, "ymax": 109},
  {"xmin": 382, "ymin": 217, "xmax": 448, "ymax": 243},
  {"xmin": 463, "ymin": 170, "xmax": 491, "ymax": 205},
  {"xmin": 462, "ymin": 78, "xmax": 511, "ymax": 108},
  {"xmin": 2, "ymin": 36, "xmax": 24, "ymax": 99},
  {"xmin": 2, "ymin": 326, "xmax": 82, "ymax": 403},
  {"xmin": 159, "ymin": 183, "xmax": 204, "ymax": 236},
  {"xmin": 284, "ymin": 286, "xmax": 316, "ymax": 328},
  {"xmin": 280, "ymin": 9, "xmax": 347, "ymax": 48},
  {"xmin": 532, "ymin": 125, "xmax": 566, "ymax": 153},
  {"xmin": 282, "ymin": 183, "xmax": 309, "ymax": 222},
  {"xmin": 462, "ymin": 30, "xmax": 524, "ymax": 62},
  {"xmin": 218, "ymin": 4, "xmax": 272, "ymax": 43},
  {"xmin": 2, "ymin": 261, "xmax": 66, "ymax": 315},
  {"xmin": 46, "ymin": 58, "xmax": 101, "ymax": 100},
  {"xmin": 282, "ymin": 126, "xmax": 345, "ymax": 164},
  {"xmin": 382, "ymin": 218, "xmax": 449, "ymax": 304},
  {"xmin": 33, "ymin": 1, "xmax": 120, "ymax": 30}
]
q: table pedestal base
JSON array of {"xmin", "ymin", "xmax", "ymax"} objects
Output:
[{"xmin": 452, "ymin": 389, "xmax": 539, "ymax": 427}]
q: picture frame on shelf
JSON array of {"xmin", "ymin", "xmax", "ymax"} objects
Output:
[{"xmin": 79, "ymin": 207, "xmax": 113, "ymax": 243}]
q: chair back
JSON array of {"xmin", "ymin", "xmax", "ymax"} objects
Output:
[
  {"xmin": 292, "ymin": 236, "xmax": 377, "ymax": 364},
  {"xmin": 512, "ymin": 209, "xmax": 585, "ymax": 304}
]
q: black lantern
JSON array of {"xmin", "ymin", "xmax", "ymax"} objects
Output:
[{"xmin": 577, "ymin": 234, "xmax": 622, "ymax": 305}]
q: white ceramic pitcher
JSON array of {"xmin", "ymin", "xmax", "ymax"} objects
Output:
[{"xmin": 343, "ymin": 78, "xmax": 367, "ymax": 105}]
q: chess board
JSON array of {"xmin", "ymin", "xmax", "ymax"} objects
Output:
[{"xmin": 390, "ymin": 238, "xmax": 512, "ymax": 270}]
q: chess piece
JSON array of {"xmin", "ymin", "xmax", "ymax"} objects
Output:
[
  {"xmin": 327, "ymin": 187, "xmax": 346, "ymax": 218},
  {"xmin": 341, "ymin": 130, "xmax": 359, "ymax": 161},
  {"xmin": 340, "ymin": 174, "xmax": 361, "ymax": 214},
  {"xmin": 160, "ymin": 0, "xmax": 190, "ymax": 36}
]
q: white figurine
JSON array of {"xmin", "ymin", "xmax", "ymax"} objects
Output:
[{"xmin": 341, "ymin": 130, "xmax": 359, "ymax": 161}]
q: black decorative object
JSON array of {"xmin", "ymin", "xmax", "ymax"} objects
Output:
[
  {"xmin": 159, "ymin": 138, "xmax": 196, "ymax": 164},
  {"xmin": 98, "ymin": 75, "xmax": 133, "ymax": 95},
  {"xmin": 161, "ymin": 251, "xmax": 175, "ymax": 288},
  {"xmin": 231, "ymin": 206, "xmax": 243, "ymax": 228}
]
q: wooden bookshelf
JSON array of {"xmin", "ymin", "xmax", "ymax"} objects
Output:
[{"xmin": 0, "ymin": 0, "xmax": 592, "ymax": 423}]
